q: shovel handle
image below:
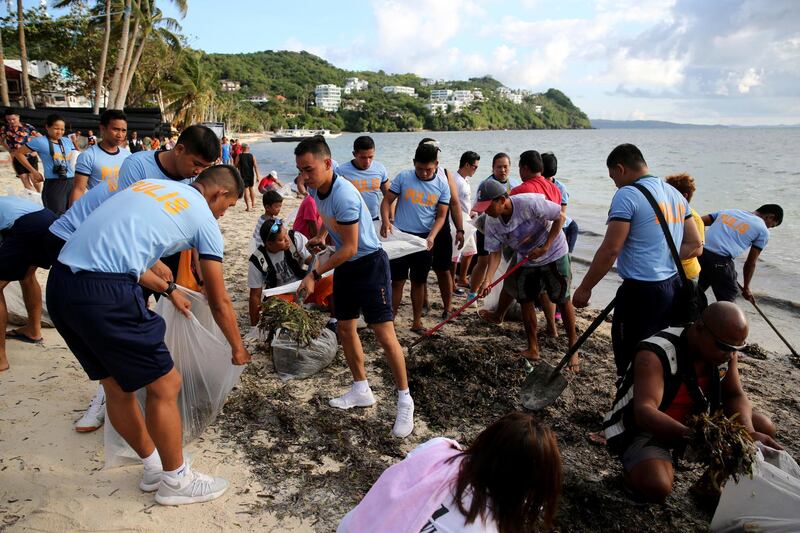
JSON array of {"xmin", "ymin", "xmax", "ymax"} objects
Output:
[
  {"xmin": 408, "ymin": 254, "xmax": 533, "ymax": 349},
  {"xmin": 549, "ymin": 298, "xmax": 616, "ymax": 379},
  {"xmin": 737, "ymin": 283, "xmax": 798, "ymax": 357}
]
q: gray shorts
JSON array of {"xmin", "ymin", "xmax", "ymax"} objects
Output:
[
  {"xmin": 621, "ymin": 432, "xmax": 673, "ymax": 472},
  {"xmin": 509, "ymin": 254, "xmax": 572, "ymax": 304}
]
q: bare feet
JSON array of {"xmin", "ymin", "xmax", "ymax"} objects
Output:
[
  {"xmin": 478, "ymin": 309, "xmax": 503, "ymax": 325},
  {"xmin": 411, "ymin": 324, "xmax": 426, "ymax": 335},
  {"xmin": 0, "ymin": 353, "xmax": 8, "ymax": 372},
  {"xmin": 519, "ymin": 350, "xmax": 540, "ymax": 362},
  {"xmin": 566, "ymin": 358, "xmax": 581, "ymax": 374}
]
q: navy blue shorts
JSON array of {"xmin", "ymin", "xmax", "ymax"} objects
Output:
[
  {"xmin": 390, "ymin": 231, "xmax": 433, "ymax": 283},
  {"xmin": 333, "ymin": 249, "xmax": 394, "ymax": 324},
  {"xmin": 44, "ymin": 230, "xmax": 66, "ymax": 265},
  {"xmin": 611, "ymin": 274, "xmax": 680, "ymax": 376},
  {"xmin": 431, "ymin": 213, "xmax": 453, "ymax": 272},
  {"xmin": 0, "ymin": 208, "xmax": 58, "ymax": 281},
  {"xmin": 698, "ymin": 250, "xmax": 738, "ymax": 302},
  {"xmin": 46, "ymin": 262, "xmax": 174, "ymax": 392}
]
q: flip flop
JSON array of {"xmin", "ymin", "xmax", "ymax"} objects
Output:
[
  {"xmin": 5, "ymin": 329, "xmax": 43, "ymax": 344},
  {"xmin": 410, "ymin": 326, "xmax": 427, "ymax": 335}
]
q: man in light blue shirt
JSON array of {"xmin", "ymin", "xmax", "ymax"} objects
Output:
[
  {"xmin": 71, "ymin": 109, "xmax": 130, "ymax": 205},
  {"xmin": 380, "ymin": 143, "xmax": 450, "ymax": 334},
  {"xmin": 699, "ymin": 205, "xmax": 783, "ymax": 303},
  {"xmin": 574, "ymin": 144, "xmax": 702, "ymax": 375},
  {"xmin": 336, "ymin": 136, "xmax": 389, "ymax": 221},
  {"xmin": 294, "ymin": 136, "xmax": 414, "ymax": 439},
  {"xmin": 1, "ymin": 196, "xmax": 57, "ymax": 371},
  {"xmin": 47, "ymin": 166, "xmax": 249, "ymax": 506}
]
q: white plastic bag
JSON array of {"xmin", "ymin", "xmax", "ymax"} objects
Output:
[
  {"xmin": 711, "ymin": 444, "xmax": 800, "ymax": 532},
  {"xmin": 104, "ymin": 288, "xmax": 244, "ymax": 468},
  {"xmin": 4, "ymin": 188, "xmax": 42, "ymax": 205},
  {"xmin": 451, "ymin": 211, "xmax": 477, "ymax": 262},
  {"xmin": 271, "ymin": 327, "xmax": 338, "ymax": 381},
  {"xmin": 372, "ymin": 221, "xmax": 429, "ymax": 260},
  {"xmin": 479, "ymin": 253, "xmax": 522, "ymax": 321}
]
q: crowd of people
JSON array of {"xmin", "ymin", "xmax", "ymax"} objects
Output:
[{"xmin": 0, "ymin": 109, "xmax": 789, "ymax": 530}]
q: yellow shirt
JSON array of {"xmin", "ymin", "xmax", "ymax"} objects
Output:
[{"xmin": 682, "ymin": 208, "xmax": 704, "ymax": 280}]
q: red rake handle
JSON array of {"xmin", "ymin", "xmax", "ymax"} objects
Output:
[{"xmin": 408, "ymin": 255, "xmax": 532, "ymax": 349}]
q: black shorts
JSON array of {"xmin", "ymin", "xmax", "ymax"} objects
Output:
[
  {"xmin": 475, "ymin": 230, "xmax": 488, "ymax": 257},
  {"xmin": 46, "ymin": 262, "xmax": 174, "ymax": 392},
  {"xmin": 698, "ymin": 250, "xmax": 738, "ymax": 302},
  {"xmin": 390, "ymin": 231, "xmax": 432, "ymax": 283},
  {"xmin": 241, "ymin": 173, "xmax": 255, "ymax": 188},
  {"xmin": 44, "ymin": 230, "xmax": 66, "ymax": 265},
  {"xmin": 12, "ymin": 154, "xmax": 38, "ymax": 176},
  {"xmin": 431, "ymin": 225, "xmax": 452, "ymax": 272},
  {"xmin": 0, "ymin": 209, "xmax": 58, "ymax": 280},
  {"xmin": 42, "ymin": 178, "xmax": 74, "ymax": 216},
  {"xmin": 333, "ymin": 249, "xmax": 394, "ymax": 324}
]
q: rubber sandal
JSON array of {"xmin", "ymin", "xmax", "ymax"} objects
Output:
[{"xmin": 5, "ymin": 329, "xmax": 43, "ymax": 344}]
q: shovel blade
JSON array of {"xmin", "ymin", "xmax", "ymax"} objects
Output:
[{"xmin": 520, "ymin": 363, "xmax": 568, "ymax": 411}]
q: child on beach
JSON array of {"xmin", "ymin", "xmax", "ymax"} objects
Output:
[
  {"xmin": 252, "ymin": 190, "xmax": 283, "ymax": 241},
  {"xmin": 258, "ymin": 170, "xmax": 284, "ymax": 194}
]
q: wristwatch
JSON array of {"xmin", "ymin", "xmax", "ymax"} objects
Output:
[
  {"xmin": 162, "ymin": 281, "xmax": 177, "ymax": 298},
  {"xmin": 311, "ymin": 269, "xmax": 322, "ymax": 281}
]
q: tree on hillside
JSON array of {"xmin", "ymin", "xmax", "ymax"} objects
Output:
[{"xmin": 162, "ymin": 51, "xmax": 215, "ymax": 129}]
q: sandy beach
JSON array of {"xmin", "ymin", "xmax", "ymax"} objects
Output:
[{"xmin": 2, "ymin": 159, "xmax": 800, "ymax": 532}]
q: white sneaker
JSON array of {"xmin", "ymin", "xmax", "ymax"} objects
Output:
[
  {"xmin": 329, "ymin": 387, "xmax": 376, "ymax": 410},
  {"xmin": 75, "ymin": 388, "xmax": 106, "ymax": 432},
  {"xmin": 140, "ymin": 468, "xmax": 162, "ymax": 492},
  {"xmin": 392, "ymin": 399, "xmax": 415, "ymax": 438},
  {"xmin": 154, "ymin": 466, "xmax": 229, "ymax": 506}
]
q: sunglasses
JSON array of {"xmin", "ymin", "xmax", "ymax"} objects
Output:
[
  {"xmin": 267, "ymin": 219, "xmax": 284, "ymax": 240},
  {"xmin": 701, "ymin": 320, "xmax": 747, "ymax": 353}
]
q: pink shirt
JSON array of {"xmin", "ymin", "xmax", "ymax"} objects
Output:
[{"xmin": 292, "ymin": 195, "xmax": 323, "ymax": 239}]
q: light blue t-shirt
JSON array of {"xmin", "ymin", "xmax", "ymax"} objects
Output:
[
  {"xmin": 389, "ymin": 168, "xmax": 451, "ymax": 235},
  {"xmin": 221, "ymin": 143, "xmax": 231, "ymax": 162},
  {"xmin": 117, "ymin": 150, "xmax": 191, "ymax": 190},
  {"xmin": 75, "ymin": 144, "xmax": 131, "ymax": 190},
  {"xmin": 553, "ymin": 179, "xmax": 573, "ymax": 227},
  {"xmin": 0, "ymin": 196, "xmax": 42, "ymax": 231},
  {"xmin": 336, "ymin": 160, "xmax": 388, "ymax": 220},
  {"xmin": 704, "ymin": 209, "xmax": 769, "ymax": 258},
  {"xmin": 25, "ymin": 136, "xmax": 76, "ymax": 180},
  {"xmin": 49, "ymin": 181, "xmax": 113, "ymax": 242},
  {"xmin": 58, "ymin": 180, "xmax": 224, "ymax": 277},
  {"xmin": 607, "ymin": 175, "xmax": 691, "ymax": 281},
  {"xmin": 309, "ymin": 174, "xmax": 381, "ymax": 261},
  {"xmin": 484, "ymin": 193, "xmax": 567, "ymax": 267}
]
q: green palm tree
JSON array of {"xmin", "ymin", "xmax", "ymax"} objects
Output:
[
  {"xmin": 162, "ymin": 52, "xmax": 216, "ymax": 129},
  {"xmin": 17, "ymin": 0, "xmax": 35, "ymax": 108}
]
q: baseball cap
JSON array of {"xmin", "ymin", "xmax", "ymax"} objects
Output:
[{"xmin": 473, "ymin": 179, "xmax": 507, "ymax": 213}]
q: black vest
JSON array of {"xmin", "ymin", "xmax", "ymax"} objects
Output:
[{"xmin": 249, "ymin": 230, "xmax": 307, "ymax": 288}]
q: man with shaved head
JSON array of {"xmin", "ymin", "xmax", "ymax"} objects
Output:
[{"xmin": 601, "ymin": 301, "xmax": 779, "ymax": 503}]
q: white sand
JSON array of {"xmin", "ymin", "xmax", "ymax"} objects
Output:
[{"xmin": 0, "ymin": 165, "xmax": 313, "ymax": 532}]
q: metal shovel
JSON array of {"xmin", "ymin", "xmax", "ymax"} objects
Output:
[{"xmin": 521, "ymin": 298, "xmax": 616, "ymax": 410}]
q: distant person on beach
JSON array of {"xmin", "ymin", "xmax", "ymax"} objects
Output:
[
  {"xmin": 474, "ymin": 179, "xmax": 580, "ymax": 368},
  {"xmin": 338, "ymin": 412, "xmax": 562, "ymax": 532},
  {"xmin": 248, "ymin": 217, "xmax": 333, "ymax": 325},
  {"xmin": 129, "ymin": 131, "xmax": 143, "ymax": 153},
  {"xmin": 141, "ymin": 136, "xmax": 152, "ymax": 151},
  {"xmin": 469, "ymin": 153, "xmax": 512, "ymax": 302},
  {"xmin": 452, "ymin": 151, "xmax": 480, "ymax": 289},
  {"xmin": 573, "ymin": 144, "xmax": 702, "ymax": 376},
  {"xmin": 70, "ymin": 110, "xmax": 131, "ymax": 205},
  {"xmin": 665, "ymin": 173, "xmax": 704, "ymax": 283},
  {"xmin": 15, "ymin": 114, "xmax": 77, "ymax": 216},
  {"xmin": 699, "ymin": 204, "xmax": 783, "ymax": 303},
  {"xmin": 292, "ymin": 193, "xmax": 323, "ymax": 240},
  {"xmin": 219, "ymin": 137, "xmax": 228, "ymax": 165},
  {"xmin": 47, "ymin": 167, "xmax": 250, "ymax": 506},
  {"xmin": 86, "ymin": 130, "xmax": 97, "ymax": 147},
  {"xmin": 337, "ymin": 136, "xmax": 389, "ymax": 221},
  {"xmin": 150, "ymin": 136, "xmax": 160, "ymax": 151},
  {"xmin": 381, "ymin": 142, "xmax": 451, "ymax": 333},
  {"xmin": 295, "ymin": 136, "xmax": 414, "ymax": 438},
  {"xmin": 416, "ymin": 138, "xmax": 465, "ymax": 320},
  {"xmin": 602, "ymin": 302, "xmax": 779, "ymax": 503},
  {"xmin": 232, "ymin": 139, "xmax": 242, "ymax": 167},
  {"xmin": 236, "ymin": 144, "xmax": 260, "ymax": 211},
  {"xmin": 1, "ymin": 108, "xmax": 41, "ymax": 193},
  {"xmin": 542, "ymin": 152, "xmax": 578, "ymax": 254},
  {"xmin": 0, "ymin": 197, "xmax": 57, "ymax": 372},
  {"xmin": 258, "ymin": 170, "xmax": 284, "ymax": 194},
  {"xmin": 252, "ymin": 190, "xmax": 283, "ymax": 241}
]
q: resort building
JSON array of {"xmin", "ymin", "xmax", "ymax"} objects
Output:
[
  {"xmin": 382, "ymin": 86, "xmax": 416, "ymax": 97},
  {"xmin": 315, "ymin": 84, "xmax": 342, "ymax": 112},
  {"xmin": 430, "ymin": 89, "xmax": 453, "ymax": 101},
  {"xmin": 219, "ymin": 79, "xmax": 241, "ymax": 92},
  {"xmin": 424, "ymin": 102, "xmax": 448, "ymax": 115},
  {"xmin": 343, "ymin": 77, "xmax": 369, "ymax": 94}
]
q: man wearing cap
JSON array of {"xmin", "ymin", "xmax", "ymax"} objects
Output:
[
  {"xmin": 475, "ymin": 179, "xmax": 578, "ymax": 366},
  {"xmin": 381, "ymin": 142, "xmax": 451, "ymax": 333},
  {"xmin": 699, "ymin": 204, "xmax": 783, "ymax": 303}
]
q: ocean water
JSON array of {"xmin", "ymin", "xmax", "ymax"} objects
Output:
[{"xmin": 250, "ymin": 128, "xmax": 800, "ymax": 353}]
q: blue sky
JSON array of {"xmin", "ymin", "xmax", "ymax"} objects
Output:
[{"xmin": 24, "ymin": 0, "xmax": 800, "ymax": 125}]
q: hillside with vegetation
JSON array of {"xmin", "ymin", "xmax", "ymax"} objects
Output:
[{"xmin": 202, "ymin": 51, "xmax": 591, "ymax": 133}]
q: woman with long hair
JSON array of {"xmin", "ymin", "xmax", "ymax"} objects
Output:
[
  {"xmin": 15, "ymin": 114, "xmax": 77, "ymax": 216},
  {"xmin": 338, "ymin": 412, "xmax": 562, "ymax": 532}
]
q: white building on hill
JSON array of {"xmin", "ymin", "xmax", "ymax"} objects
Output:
[
  {"xmin": 425, "ymin": 102, "xmax": 448, "ymax": 115},
  {"xmin": 382, "ymin": 85, "xmax": 416, "ymax": 97},
  {"xmin": 430, "ymin": 89, "xmax": 452, "ymax": 101},
  {"xmin": 344, "ymin": 77, "xmax": 369, "ymax": 94},
  {"xmin": 315, "ymin": 84, "xmax": 342, "ymax": 111}
]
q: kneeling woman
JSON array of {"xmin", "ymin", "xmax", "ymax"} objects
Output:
[{"xmin": 338, "ymin": 412, "xmax": 562, "ymax": 532}]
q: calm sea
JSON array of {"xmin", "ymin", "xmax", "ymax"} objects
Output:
[{"xmin": 250, "ymin": 128, "xmax": 800, "ymax": 353}]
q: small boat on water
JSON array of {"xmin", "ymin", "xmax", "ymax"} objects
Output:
[{"xmin": 270, "ymin": 128, "xmax": 342, "ymax": 142}]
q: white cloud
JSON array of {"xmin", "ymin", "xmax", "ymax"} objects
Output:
[
  {"xmin": 737, "ymin": 68, "xmax": 762, "ymax": 94},
  {"xmin": 594, "ymin": 49, "xmax": 686, "ymax": 87}
]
